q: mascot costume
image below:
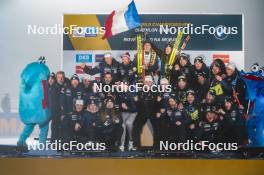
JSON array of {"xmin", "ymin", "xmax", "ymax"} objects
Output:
[
  {"xmin": 241, "ymin": 63, "xmax": 264, "ymax": 146},
  {"xmin": 17, "ymin": 57, "xmax": 50, "ymax": 146}
]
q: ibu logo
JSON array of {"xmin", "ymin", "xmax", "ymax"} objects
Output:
[
  {"xmin": 214, "ymin": 25, "xmax": 229, "ymax": 40},
  {"xmin": 76, "ymin": 54, "xmax": 93, "ymax": 63}
]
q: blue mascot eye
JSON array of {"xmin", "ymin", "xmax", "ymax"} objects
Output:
[{"xmin": 251, "ymin": 64, "xmax": 259, "ymax": 72}]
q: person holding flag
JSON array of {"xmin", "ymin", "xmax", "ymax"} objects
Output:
[{"xmin": 101, "ymin": 0, "xmax": 159, "ymax": 81}]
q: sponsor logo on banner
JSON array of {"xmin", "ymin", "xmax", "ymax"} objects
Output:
[
  {"xmin": 95, "ymin": 54, "xmax": 105, "ymax": 62},
  {"xmin": 76, "ymin": 54, "xmax": 93, "ymax": 63},
  {"xmin": 213, "ymin": 54, "xmax": 230, "ymax": 64},
  {"xmin": 72, "ymin": 26, "xmax": 105, "ymax": 38}
]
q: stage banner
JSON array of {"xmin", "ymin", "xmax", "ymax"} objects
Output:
[{"xmin": 63, "ymin": 14, "xmax": 243, "ymax": 79}]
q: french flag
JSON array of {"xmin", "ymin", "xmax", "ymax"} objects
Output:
[{"xmin": 102, "ymin": 1, "xmax": 140, "ymax": 39}]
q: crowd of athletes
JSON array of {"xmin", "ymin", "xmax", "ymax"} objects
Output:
[{"xmin": 48, "ymin": 40, "xmax": 248, "ymax": 152}]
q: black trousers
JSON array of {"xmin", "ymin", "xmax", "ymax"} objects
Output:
[
  {"xmin": 166, "ymin": 124, "xmax": 186, "ymax": 143},
  {"xmin": 223, "ymin": 123, "xmax": 247, "ymax": 145},
  {"xmin": 82, "ymin": 125, "xmax": 98, "ymax": 142},
  {"xmin": 98, "ymin": 124, "xmax": 123, "ymax": 150},
  {"xmin": 50, "ymin": 116, "xmax": 63, "ymax": 142},
  {"xmin": 186, "ymin": 127, "xmax": 200, "ymax": 142},
  {"xmin": 60, "ymin": 117, "xmax": 78, "ymax": 143}
]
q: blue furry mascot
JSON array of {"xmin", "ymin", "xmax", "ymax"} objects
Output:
[
  {"xmin": 17, "ymin": 57, "xmax": 50, "ymax": 146},
  {"xmin": 241, "ymin": 63, "xmax": 264, "ymax": 146}
]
